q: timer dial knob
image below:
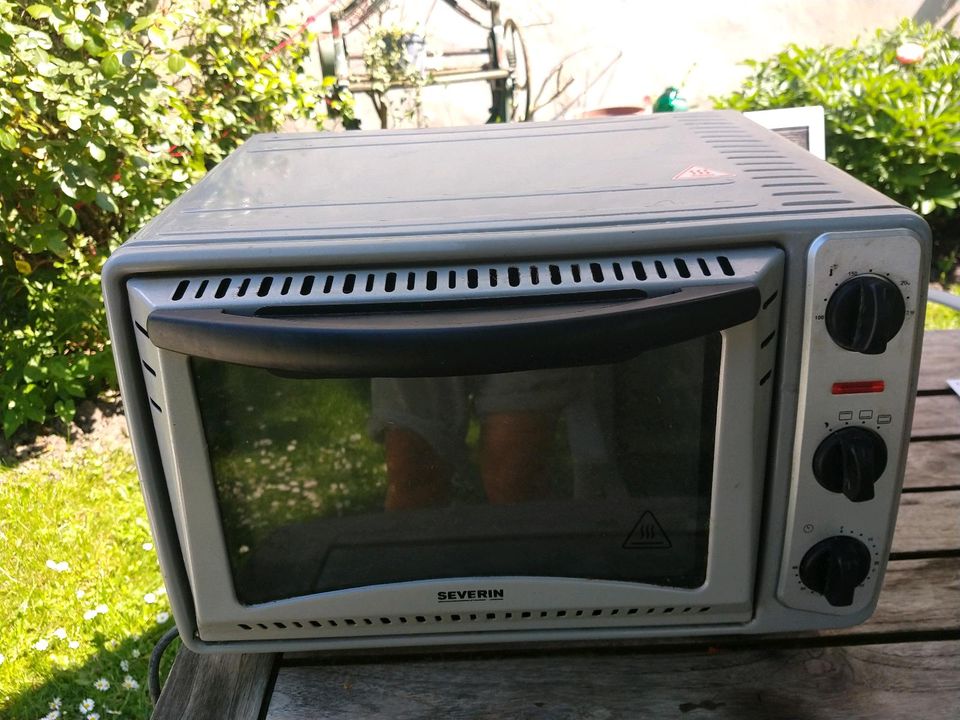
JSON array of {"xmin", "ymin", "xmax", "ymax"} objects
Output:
[
  {"xmin": 799, "ymin": 536, "xmax": 872, "ymax": 607},
  {"xmin": 825, "ymin": 275, "xmax": 905, "ymax": 354},
  {"xmin": 813, "ymin": 427, "xmax": 887, "ymax": 502}
]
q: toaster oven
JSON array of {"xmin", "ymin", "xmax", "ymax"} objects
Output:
[{"xmin": 102, "ymin": 111, "xmax": 929, "ymax": 652}]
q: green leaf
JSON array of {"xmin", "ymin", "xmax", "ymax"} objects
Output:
[
  {"xmin": 46, "ymin": 233, "xmax": 69, "ymax": 257},
  {"xmin": 0, "ymin": 128, "xmax": 17, "ymax": 151},
  {"xmin": 36, "ymin": 61, "xmax": 58, "ymax": 78},
  {"xmin": 131, "ymin": 17, "xmax": 154, "ymax": 33},
  {"xmin": 57, "ymin": 204, "xmax": 77, "ymax": 227},
  {"xmin": 95, "ymin": 191, "xmax": 118, "ymax": 213},
  {"xmin": 63, "ymin": 27, "xmax": 84, "ymax": 51},
  {"xmin": 26, "ymin": 4, "xmax": 51, "ymax": 19},
  {"xmin": 100, "ymin": 54, "xmax": 120, "ymax": 77},
  {"xmin": 87, "ymin": 141, "xmax": 105, "ymax": 162},
  {"xmin": 15, "ymin": 257, "xmax": 32, "ymax": 275},
  {"xmin": 167, "ymin": 53, "xmax": 186, "ymax": 73},
  {"xmin": 147, "ymin": 25, "xmax": 167, "ymax": 48}
]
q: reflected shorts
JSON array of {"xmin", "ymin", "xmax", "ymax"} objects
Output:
[{"xmin": 368, "ymin": 369, "xmax": 579, "ymax": 468}]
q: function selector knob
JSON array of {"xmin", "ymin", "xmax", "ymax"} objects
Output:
[
  {"xmin": 825, "ymin": 275, "xmax": 905, "ymax": 354},
  {"xmin": 812, "ymin": 427, "xmax": 887, "ymax": 502},
  {"xmin": 799, "ymin": 536, "xmax": 872, "ymax": 607}
]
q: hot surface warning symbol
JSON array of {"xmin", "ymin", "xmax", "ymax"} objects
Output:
[
  {"xmin": 673, "ymin": 165, "xmax": 733, "ymax": 180},
  {"xmin": 623, "ymin": 511, "xmax": 672, "ymax": 549}
]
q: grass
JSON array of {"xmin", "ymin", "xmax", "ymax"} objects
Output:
[
  {"xmin": 0, "ymin": 442, "xmax": 174, "ymax": 720},
  {"xmin": 925, "ymin": 289, "xmax": 960, "ymax": 330},
  {"xmin": 0, "ymin": 288, "xmax": 955, "ymax": 719}
]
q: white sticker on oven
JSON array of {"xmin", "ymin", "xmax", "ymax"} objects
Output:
[{"xmin": 622, "ymin": 511, "xmax": 672, "ymax": 549}]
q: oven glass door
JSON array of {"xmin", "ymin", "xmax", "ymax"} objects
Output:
[{"xmin": 194, "ymin": 339, "xmax": 722, "ymax": 605}]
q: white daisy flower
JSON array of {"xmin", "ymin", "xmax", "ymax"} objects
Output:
[
  {"xmin": 131, "ymin": 649, "xmax": 141, "ymax": 658},
  {"xmin": 45, "ymin": 560, "xmax": 70, "ymax": 572},
  {"xmin": 68, "ymin": 641, "xmax": 80, "ymax": 649},
  {"xmin": 87, "ymin": 713, "xmax": 101, "ymax": 720},
  {"xmin": 122, "ymin": 675, "xmax": 140, "ymax": 690},
  {"xmin": 120, "ymin": 660, "xmax": 129, "ymax": 671},
  {"xmin": 143, "ymin": 593, "xmax": 157, "ymax": 604},
  {"xmin": 94, "ymin": 678, "xmax": 110, "ymax": 691},
  {"xmin": 49, "ymin": 697, "xmax": 61, "ymax": 709},
  {"xmin": 0, "ymin": 653, "xmax": 5, "ymax": 664},
  {"xmin": 52, "ymin": 628, "xmax": 67, "ymax": 640},
  {"xmin": 156, "ymin": 611, "xmax": 170, "ymax": 624},
  {"xmin": 83, "ymin": 609, "xmax": 99, "ymax": 621},
  {"xmin": 76, "ymin": 589, "xmax": 85, "ymax": 599},
  {"xmin": 95, "ymin": 604, "xmax": 108, "ymax": 614},
  {"xmin": 142, "ymin": 542, "xmax": 154, "ymax": 551},
  {"xmin": 33, "ymin": 638, "xmax": 49, "ymax": 651},
  {"xmin": 41, "ymin": 711, "xmax": 60, "ymax": 720},
  {"xmin": 79, "ymin": 698, "xmax": 95, "ymax": 713}
]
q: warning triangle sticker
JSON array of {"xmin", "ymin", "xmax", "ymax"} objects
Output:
[
  {"xmin": 622, "ymin": 511, "xmax": 672, "ymax": 549},
  {"xmin": 673, "ymin": 165, "xmax": 733, "ymax": 180}
]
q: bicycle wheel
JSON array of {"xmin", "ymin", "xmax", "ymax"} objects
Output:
[{"xmin": 503, "ymin": 19, "xmax": 531, "ymax": 122}]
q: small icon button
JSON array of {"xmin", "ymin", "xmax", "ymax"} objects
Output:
[
  {"xmin": 839, "ymin": 411, "xmax": 853, "ymax": 421},
  {"xmin": 859, "ymin": 410, "xmax": 874, "ymax": 420},
  {"xmin": 877, "ymin": 414, "xmax": 892, "ymax": 425}
]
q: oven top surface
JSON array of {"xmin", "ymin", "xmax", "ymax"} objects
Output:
[{"xmin": 128, "ymin": 112, "xmax": 899, "ymax": 247}]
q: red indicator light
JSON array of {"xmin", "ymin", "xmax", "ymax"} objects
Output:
[{"xmin": 831, "ymin": 380, "xmax": 885, "ymax": 395}]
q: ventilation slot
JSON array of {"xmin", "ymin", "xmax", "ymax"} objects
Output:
[
  {"xmin": 570, "ymin": 264, "xmax": 581, "ymax": 283},
  {"xmin": 697, "ymin": 258, "xmax": 711, "ymax": 276},
  {"xmin": 365, "ymin": 274, "xmax": 376, "ymax": 293},
  {"xmin": 237, "ymin": 279, "xmax": 250, "ymax": 297},
  {"xmin": 612, "ymin": 262, "xmax": 623, "ymax": 281},
  {"xmin": 717, "ymin": 256, "xmax": 735, "ymax": 276},
  {"xmin": 426, "ymin": 270, "xmax": 438, "ymax": 291},
  {"xmin": 467, "ymin": 268, "xmax": 479, "ymax": 289},
  {"xmin": 233, "ymin": 606, "xmax": 716, "ymax": 632},
  {"xmin": 134, "ymin": 322, "xmax": 149, "ymax": 338},
  {"xmin": 771, "ymin": 190, "xmax": 839, "ymax": 197},
  {"xmin": 448, "ymin": 270, "xmax": 458, "ymax": 289},
  {"xmin": 632, "ymin": 261, "xmax": 646, "ymax": 281},
  {"xmin": 674, "ymin": 258, "xmax": 690, "ymax": 278},
  {"xmin": 654, "ymin": 261, "xmax": 667, "ymax": 279},
  {"xmin": 172, "ymin": 280, "xmax": 189, "ymax": 301},
  {"xmin": 214, "ymin": 278, "xmax": 231, "ymax": 299},
  {"xmin": 257, "ymin": 277, "xmax": 273, "ymax": 297},
  {"xmin": 280, "ymin": 277, "xmax": 292, "ymax": 295},
  {"xmin": 385, "ymin": 272, "xmax": 398, "ymax": 293},
  {"xmin": 590, "ymin": 263, "xmax": 604, "ymax": 283},
  {"xmin": 782, "ymin": 199, "xmax": 853, "ymax": 207},
  {"xmin": 149, "ymin": 398, "xmax": 162, "ymax": 413},
  {"xmin": 323, "ymin": 275, "xmax": 334, "ymax": 294},
  {"xmin": 529, "ymin": 266, "xmax": 540, "ymax": 285},
  {"xmin": 762, "ymin": 291, "xmax": 779, "ymax": 309},
  {"xmin": 761, "ymin": 182, "xmax": 827, "ymax": 188},
  {"xmin": 142, "ymin": 361, "xmax": 157, "ymax": 377},
  {"xmin": 759, "ymin": 370, "xmax": 773, "ymax": 386},
  {"xmin": 761, "ymin": 331, "xmax": 776, "ymax": 349},
  {"xmin": 549, "ymin": 265, "xmax": 562, "ymax": 285},
  {"xmin": 194, "ymin": 280, "xmax": 208, "ymax": 299},
  {"xmin": 508, "ymin": 267, "xmax": 520, "ymax": 287},
  {"xmin": 299, "ymin": 276, "xmax": 314, "ymax": 296}
]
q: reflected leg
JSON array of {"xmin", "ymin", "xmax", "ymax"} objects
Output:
[
  {"xmin": 481, "ymin": 411, "xmax": 557, "ymax": 504},
  {"xmin": 384, "ymin": 427, "xmax": 452, "ymax": 511}
]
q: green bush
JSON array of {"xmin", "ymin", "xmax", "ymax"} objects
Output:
[
  {"xmin": 713, "ymin": 20, "xmax": 960, "ymax": 280},
  {"xmin": 0, "ymin": 0, "xmax": 349, "ymax": 438}
]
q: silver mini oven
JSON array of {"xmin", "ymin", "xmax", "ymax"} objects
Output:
[{"xmin": 102, "ymin": 112, "xmax": 929, "ymax": 653}]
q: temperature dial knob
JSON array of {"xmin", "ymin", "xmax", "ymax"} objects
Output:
[
  {"xmin": 825, "ymin": 275, "xmax": 905, "ymax": 354},
  {"xmin": 813, "ymin": 427, "xmax": 887, "ymax": 502},
  {"xmin": 799, "ymin": 536, "xmax": 872, "ymax": 607}
]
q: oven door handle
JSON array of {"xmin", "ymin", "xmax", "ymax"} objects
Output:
[{"xmin": 146, "ymin": 283, "xmax": 760, "ymax": 376}]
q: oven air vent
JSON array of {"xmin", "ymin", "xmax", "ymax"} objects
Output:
[
  {"xmin": 235, "ymin": 606, "xmax": 714, "ymax": 633},
  {"xmin": 163, "ymin": 253, "xmax": 747, "ymax": 305}
]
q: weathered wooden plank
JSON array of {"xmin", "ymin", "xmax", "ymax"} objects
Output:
[
  {"xmin": 838, "ymin": 557, "xmax": 960, "ymax": 637},
  {"xmin": 904, "ymin": 440, "xmax": 960, "ymax": 490},
  {"xmin": 892, "ymin": 490, "xmax": 960, "ymax": 555},
  {"xmin": 151, "ymin": 645, "xmax": 276, "ymax": 720},
  {"xmin": 918, "ymin": 330, "xmax": 960, "ymax": 394},
  {"xmin": 911, "ymin": 395, "xmax": 960, "ymax": 440},
  {"xmin": 266, "ymin": 640, "xmax": 960, "ymax": 720}
]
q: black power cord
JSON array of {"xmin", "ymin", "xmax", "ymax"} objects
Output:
[{"xmin": 148, "ymin": 625, "xmax": 181, "ymax": 707}]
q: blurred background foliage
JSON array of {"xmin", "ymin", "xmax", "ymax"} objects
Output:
[
  {"xmin": 0, "ymin": 8, "xmax": 957, "ymax": 438},
  {"xmin": 714, "ymin": 20, "xmax": 960, "ymax": 281},
  {"xmin": 0, "ymin": 0, "xmax": 348, "ymax": 438}
]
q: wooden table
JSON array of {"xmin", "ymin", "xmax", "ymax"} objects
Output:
[{"xmin": 153, "ymin": 331, "xmax": 960, "ymax": 720}]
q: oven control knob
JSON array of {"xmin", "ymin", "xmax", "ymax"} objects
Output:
[
  {"xmin": 825, "ymin": 275, "xmax": 905, "ymax": 354},
  {"xmin": 798, "ymin": 536, "xmax": 872, "ymax": 607},
  {"xmin": 812, "ymin": 427, "xmax": 887, "ymax": 502}
]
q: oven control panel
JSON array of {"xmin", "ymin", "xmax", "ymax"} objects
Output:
[{"xmin": 778, "ymin": 230, "xmax": 923, "ymax": 615}]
